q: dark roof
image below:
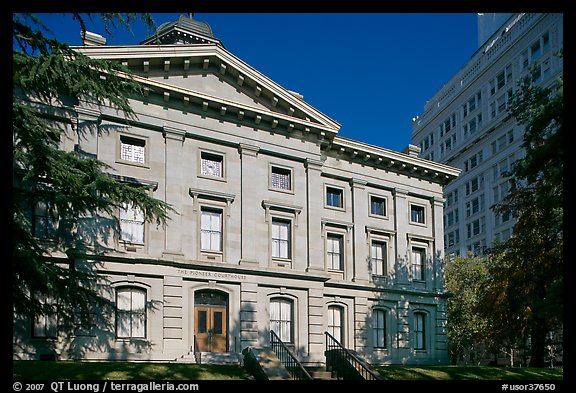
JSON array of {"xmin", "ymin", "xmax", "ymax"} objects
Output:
[{"xmin": 141, "ymin": 15, "xmax": 221, "ymax": 45}]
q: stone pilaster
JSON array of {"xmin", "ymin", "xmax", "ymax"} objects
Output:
[
  {"xmin": 393, "ymin": 188, "xmax": 410, "ymax": 285},
  {"xmin": 354, "ymin": 296, "xmax": 369, "ymax": 352},
  {"xmin": 432, "ymin": 196, "xmax": 446, "ymax": 291},
  {"xmin": 350, "ymin": 178, "xmax": 368, "ymax": 283},
  {"xmin": 162, "ymin": 126, "xmax": 186, "ymax": 257},
  {"xmin": 305, "ymin": 158, "xmax": 324, "ymax": 273},
  {"xmin": 240, "ymin": 282, "xmax": 259, "ymax": 349},
  {"xmin": 163, "ymin": 275, "xmax": 183, "ymax": 351},
  {"xmin": 307, "ymin": 285, "xmax": 325, "ymax": 362},
  {"xmin": 238, "ymin": 143, "xmax": 261, "ymax": 265},
  {"xmin": 396, "ymin": 299, "xmax": 411, "ymax": 360}
]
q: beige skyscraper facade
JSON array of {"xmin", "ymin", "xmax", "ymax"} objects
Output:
[{"xmin": 412, "ymin": 13, "xmax": 563, "ymax": 258}]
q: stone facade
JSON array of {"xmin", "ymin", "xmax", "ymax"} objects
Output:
[
  {"xmin": 412, "ymin": 13, "xmax": 563, "ymax": 258},
  {"xmin": 13, "ymin": 16, "xmax": 459, "ymax": 366}
]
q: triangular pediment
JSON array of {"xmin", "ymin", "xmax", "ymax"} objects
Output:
[{"xmin": 73, "ymin": 44, "xmax": 341, "ymax": 138}]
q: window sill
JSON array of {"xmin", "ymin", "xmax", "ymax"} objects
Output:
[
  {"xmin": 269, "ymin": 186, "xmax": 294, "ymax": 195},
  {"xmin": 409, "ymin": 221, "xmax": 427, "ymax": 228},
  {"xmin": 198, "ymin": 174, "xmax": 227, "ymax": 183},
  {"xmin": 116, "ymin": 159, "xmax": 150, "ymax": 169},
  {"xmin": 368, "ymin": 213, "xmax": 389, "ymax": 220},
  {"xmin": 324, "ymin": 205, "xmax": 345, "ymax": 212}
]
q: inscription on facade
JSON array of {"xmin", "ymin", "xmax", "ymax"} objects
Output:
[{"xmin": 177, "ymin": 269, "xmax": 247, "ymax": 281}]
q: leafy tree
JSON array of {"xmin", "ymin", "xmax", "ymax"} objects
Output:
[
  {"xmin": 445, "ymin": 255, "xmax": 494, "ymax": 365},
  {"xmin": 479, "ymin": 66, "xmax": 563, "ymax": 367},
  {"xmin": 13, "ymin": 14, "xmax": 175, "ymax": 330}
]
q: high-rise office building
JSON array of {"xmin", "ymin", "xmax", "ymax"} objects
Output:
[{"xmin": 412, "ymin": 13, "xmax": 563, "ymax": 258}]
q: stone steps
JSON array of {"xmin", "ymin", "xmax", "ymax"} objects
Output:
[
  {"xmin": 305, "ymin": 366, "xmax": 338, "ymax": 380},
  {"xmin": 175, "ymin": 351, "xmax": 242, "ymax": 365}
]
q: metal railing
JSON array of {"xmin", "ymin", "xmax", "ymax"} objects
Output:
[
  {"xmin": 270, "ymin": 330, "xmax": 313, "ymax": 380},
  {"xmin": 324, "ymin": 331, "xmax": 383, "ymax": 380}
]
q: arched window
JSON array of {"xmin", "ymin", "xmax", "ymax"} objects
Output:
[
  {"xmin": 270, "ymin": 298, "xmax": 293, "ymax": 343},
  {"xmin": 327, "ymin": 305, "xmax": 344, "ymax": 344},
  {"xmin": 414, "ymin": 312, "xmax": 426, "ymax": 350},
  {"xmin": 116, "ymin": 287, "xmax": 146, "ymax": 338},
  {"xmin": 373, "ymin": 309, "xmax": 387, "ymax": 349}
]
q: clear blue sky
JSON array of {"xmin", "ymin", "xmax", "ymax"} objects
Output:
[{"xmin": 35, "ymin": 13, "xmax": 479, "ymax": 153}]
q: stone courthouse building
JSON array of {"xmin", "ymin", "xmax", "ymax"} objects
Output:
[{"xmin": 13, "ymin": 15, "xmax": 459, "ymax": 366}]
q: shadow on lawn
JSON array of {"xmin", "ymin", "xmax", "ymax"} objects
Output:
[{"xmin": 12, "ymin": 361, "xmax": 254, "ymax": 380}]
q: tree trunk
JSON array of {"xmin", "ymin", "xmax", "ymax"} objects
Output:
[{"xmin": 528, "ymin": 323, "xmax": 547, "ymax": 367}]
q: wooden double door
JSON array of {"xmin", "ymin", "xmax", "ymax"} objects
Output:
[{"xmin": 194, "ymin": 290, "xmax": 228, "ymax": 352}]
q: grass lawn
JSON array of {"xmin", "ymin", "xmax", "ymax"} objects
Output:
[
  {"xmin": 13, "ymin": 361, "xmax": 562, "ymax": 381},
  {"xmin": 12, "ymin": 361, "xmax": 254, "ymax": 380},
  {"xmin": 375, "ymin": 365, "xmax": 563, "ymax": 381}
]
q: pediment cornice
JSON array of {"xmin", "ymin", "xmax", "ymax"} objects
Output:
[
  {"xmin": 72, "ymin": 44, "xmax": 340, "ymax": 135},
  {"xmin": 328, "ymin": 136, "xmax": 460, "ymax": 185}
]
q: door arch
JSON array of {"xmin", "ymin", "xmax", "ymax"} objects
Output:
[{"xmin": 194, "ymin": 289, "xmax": 229, "ymax": 352}]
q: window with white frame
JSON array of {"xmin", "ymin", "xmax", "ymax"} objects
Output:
[
  {"xmin": 271, "ymin": 218, "xmax": 291, "ymax": 259},
  {"xmin": 466, "ymin": 194, "xmax": 485, "ymax": 217},
  {"xmin": 445, "ymin": 189, "xmax": 458, "ymax": 208},
  {"xmin": 444, "ymin": 209, "xmax": 459, "ymax": 228},
  {"xmin": 411, "ymin": 247, "xmax": 426, "ymax": 281},
  {"xmin": 120, "ymin": 202, "xmax": 145, "ymax": 244},
  {"xmin": 410, "ymin": 204, "xmax": 426, "ymax": 224},
  {"xmin": 32, "ymin": 295, "xmax": 58, "ymax": 338},
  {"xmin": 200, "ymin": 152, "xmax": 224, "ymax": 178},
  {"xmin": 201, "ymin": 208, "xmax": 223, "ymax": 252},
  {"xmin": 120, "ymin": 135, "xmax": 146, "ymax": 164},
  {"xmin": 34, "ymin": 198, "xmax": 58, "ymax": 240},
  {"xmin": 370, "ymin": 240, "xmax": 387, "ymax": 276},
  {"xmin": 521, "ymin": 31, "xmax": 550, "ymax": 72},
  {"xmin": 446, "ymin": 229, "xmax": 460, "ymax": 248},
  {"xmin": 414, "ymin": 312, "xmax": 426, "ymax": 350},
  {"xmin": 326, "ymin": 234, "xmax": 344, "ymax": 271},
  {"xmin": 373, "ymin": 309, "xmax": 387, "ymax": 349},
  {"xmin": 467, "ymin": 217, "xmax": 485, "ymax": 239},
  {"xmin": 327, "ymin": 305, "xmax": 344, "ymax": 344},
  {"xmin": 116, "ymin": 287, "xmax": 146, "ymax": 339},
  {"xmin": 270, "ymin": 298, "xmax": 293, "ymax": 343},
  {"xmin": 271, "ymin": 166, "xmax": 292, "ymax": 191},
  {"xmin": 465, "ymin": 175, "xmax": 484, "ymax": 196}
]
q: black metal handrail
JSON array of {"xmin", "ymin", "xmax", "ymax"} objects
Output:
[
  {"xmin": 193, "ymin": 334, "xmax": 201, "ymax": 364},
  {"xmin": 324, "ymin": 331, "xmax": 383, "ymax": 380},
  {"xmin": 270, "ymin": 330, "xmax": 313, "ymax": 380}
]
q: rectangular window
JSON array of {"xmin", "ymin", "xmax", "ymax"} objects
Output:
[
  {"xmin": 200, "ymin": 152, "xmax": 223, "ymax": 178},
  {"xmin": 271, "ymin": 166, "xmax": 291, "ymax": 191},
  {"xmin": 370, "ymin": 196, "xmax": 387, "ymax": 217},
  {"xmin": 410, "ymin": 205, "xmax": 425, "ymax": 224},
  {"xmin": 327, "ymin": 234, "xmax": 344, "ymax": 271},
  {"xmin": 411, "ymin": 247, "xmax": 426, "ymax": 281},
  {"xmin": 373, "ymin": 309, "xmax": 387, "ymax": 349},
  {"xmin": 120, "ymin": 136, "xmax": 145, "ymax": 164},
  {"xmin": 120, "ymin": 202, "xmax": 145, "ymax": 244},
  {"xmin": 271, "ymin": 219, "xmax": 291, "ymax": 259},
  {"xmin": 326, "ymin": 187, "xmax": 343, "ymax": 208},
  {"xmin": 201, "ymin": 209, "xmax": 222, "ymax": 252},
  {"xmin": 371, "ymin": 241, "xmax": 387, "ymax": 276},
  {"xmin": 116, "ymin": 288, "xmax": 146, "ymax": 338},
  {"xmin": 32, "ymin": 296, "xmax": 58, "ymax": 338},
  {"xmin": 531, "ymin": 40, "xmax": 541, "ymax": 62},
  {"xmin": 34, "ymin": 199, "xmax": 58, "ymax": 240}
]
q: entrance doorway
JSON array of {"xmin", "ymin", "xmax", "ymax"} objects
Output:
[{"xmin": 194, "ymin": 290, "xmax": 228, "ymax": 352}]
